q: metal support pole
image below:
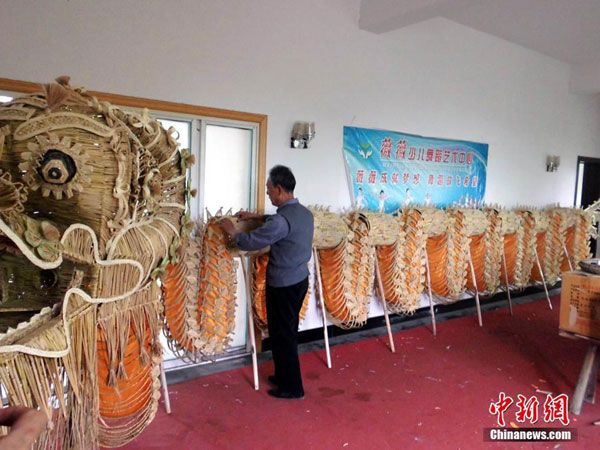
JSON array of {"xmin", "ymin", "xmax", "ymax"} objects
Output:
[
  {"xmin": 562, "ymin": 243, "xmax": 574, "ymax": 272},
  {"xmin": 424, "ymin": 252, "xmax": 437, "ymax": 337},
  {"xmin": 160, "ymin": 362, "xmax": 171, "ymax": 414},
  {"xmin": 374, "ymin": 256, "xmax": 396, "ymax": 353},
  {"xmin": 239, "ymin": 257, "xmax": 259, "ymax": 390},
  {"xmin": 533, "ymin": 247, "xmax": 553, "ymax": 310},
  {"xmin": 312, "ymin": 247, "xmax": 332, "ymax": 368},
  {"xmin": 466, "ymin": 248, "xmax": 483, "ymax": 327},
  {"xmin": 501, "ymin": 246, "xmax": 514, "ymax": 316}
]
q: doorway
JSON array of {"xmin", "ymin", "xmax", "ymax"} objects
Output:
[{"xmin": 574, "ymin": 156, "xmax": 600, "ymax": 257}]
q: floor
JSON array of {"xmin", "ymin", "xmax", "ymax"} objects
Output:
[{"xmin": 120, "ymin": 294, "xmax": 599, "ymax": 449}]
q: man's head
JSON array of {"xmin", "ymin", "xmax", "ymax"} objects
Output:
[{"xmin": 267, "ymin": 165, "xmax": 295, "ymax": 206}]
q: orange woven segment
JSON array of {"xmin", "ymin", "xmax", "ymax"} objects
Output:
[
  {"xmin": 400, "ymin": 209, "xmax": 427, "ymax": 311},
  {"xmin": 376, "ymin": 243, "xmax": 402, "ymax": 306},
  {"xmin": 427, "ymin": 233, "xmax": 450, "ymax": 297},
  {"xmin": 316, "ymin": 212, "xmax": 372, "ymax": 328},
  {"xmin": 466, "ymin": 234, "xmax": 486, "ymax": 291},
  {"xmin": 196, "ymin": 220, "xmax": 237, "ymax": 353},
  {"xmin": 531, "ymin": 231, "xmax": 546, "ymax": 282},
  {"xmin": 319, "ymin": 242, "xmax": 354, "ymax": 324},
  {"xmin": 97, "ymin": 325, "xmax": 152, "ymax": 418},
  {"xmin": 349, "ymin": 219, "xmax": 371, "ymax": 301},
  {"xmin": 162, "ymin": 261, "xmax": 194, "ymax": 352},
  {"xmin": 503, "ymin": 233, "xmax": 518, "ymax": 284},
  {"xmin": 571, "ymin": 213, "xmax": 591, "ymax": 266},
  {"xmin": 561, "ymin": 226, "xmax": 575, "ymax": 272}
]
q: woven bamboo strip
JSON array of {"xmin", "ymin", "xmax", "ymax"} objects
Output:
[
  {"xmin": 97, "ymin": 282, "xmax": 162, "ymax": 448},
  {"xmin": 316, "ymin": 212, "xmax": 373, "ymax": 328},
  {"xmin": 196, "ymin": 218, "xmax": 238, "ymax": 355},
  {"xmin": 161, "ymin": 237, "xmax": 202, "ymax": 358}
]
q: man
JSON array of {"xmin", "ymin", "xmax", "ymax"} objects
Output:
[{"xmin": 220, "ymin": 165, "xmax": 314, "ymax": 400}]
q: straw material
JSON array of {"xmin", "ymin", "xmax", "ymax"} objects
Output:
[
  {"xmin": 361, "ymin": 211, "xmax": 400, "ymax": 246},
  {"xmin": 159, "ymin": 216, "xmax": 239, "ymax": 359},
  {"xmin": 482, "ymin": 208, "xmax": 503, "ymax": 294},
  {"xmin": 375, "ymin": 209, "xmax": 426, "ymax": 314},
  {"xmin": 376, "ymin": 214, "xmax": 412, "ymax": 314},
  {"xmin": 511, "ymin": 210, "xmax": 537, "ymax": 289},
  {"xmin": 560, "ymin": 209, "xmax": 591, "ymax": 272},
  {"xmin": 160, "ymin": 214, "xmax": 269, "ymax": 359},
  {"xmin": 539, "ymin": 208, "xmax": 568, "ymax": 285},
  {"xmin": 195, "ymin": 218, "xmax": 238, "ymax": 355},
  {"xmin": 461, "ymin": 208, "xmax": 489, "ymax": 293},
  {"xmin": 161, "ymin": 236, "xmax": 202, "ymax": 359},
  {"xmin": 97, "ymin": 282, "xmax": 162, "ymax": 448},
  {"xmin": 419, "ymin": 207, "xmax": 469, "ymax": 301},
  {"xmin": 585, "ymin": 199, "xmax": 600, "ymax": 240},
  {"xmin": 316, "ymin": 212, "xmax": 373, "ymax": 328},
  {"xmin": 309, "ymin": 206, "xmax": 350, "ymax": 249},
  {"xmin": 0, "ymin": 78, "xmax": 191, "ymax": 449}
]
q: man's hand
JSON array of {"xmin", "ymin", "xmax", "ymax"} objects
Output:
[
  {"xmin": 218, "ymin": 218, "xmax": 236, "ymax": 238},
  {"xmin": 235, "ymin": 211, "xmax": 263, "ymax": 221},
  {"xmin": 0, "ymin": 407, "xmax": 48, "ymax": 450}
]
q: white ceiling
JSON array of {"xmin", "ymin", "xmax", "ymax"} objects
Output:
[{"xmin": 359, "ymin": 0, "xmax": 600, "ymax": 94}]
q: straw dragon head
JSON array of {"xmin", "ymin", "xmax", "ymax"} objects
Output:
[{"xmin": 0, "ymin": 77, "xmax": 193, "ymax": 447}]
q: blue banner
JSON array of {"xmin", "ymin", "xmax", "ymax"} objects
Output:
[{"xmin": 343, "ymin": 126, "xmax": 488, "ymax": 212}]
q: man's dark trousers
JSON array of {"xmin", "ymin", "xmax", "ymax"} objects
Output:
[{"xmin": 265, "ymin": 277, "xmax": 308, "ymax": 395}]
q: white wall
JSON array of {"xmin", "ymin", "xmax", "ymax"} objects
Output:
[
  {"xmin": 3, "ymin": 0, "xmax": 599, "ymax": 211},
  {"xmin": 2, "ymin": 0, "xmax": 600, "ymax": 331}
]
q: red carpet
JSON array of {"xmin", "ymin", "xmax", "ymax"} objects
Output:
[{"xmin": 120, "ymin": 296, "xmax": 599, "ymax": 449}]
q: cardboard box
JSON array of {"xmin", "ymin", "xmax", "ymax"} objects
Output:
[{"xmin": 559, "ymin": 271, "xmax": 600, "ymax": 340}]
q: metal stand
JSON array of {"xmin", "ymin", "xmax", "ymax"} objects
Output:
[
  {"xmin": 562, "ymin": 243, "xmax": 574, "ymax": 271},
  {"xmin": 424, "ymin": 252, "xmax": 437, "ymax": 337},
  {"xmin": 373, "ymin": 257, "xmax": 396, "ymax": 353},
  {"xmin": 501, "ymin": 246, "xmax": 514, "ymax": 316},
  {"xmin": 159, "ymin": 361, "xmax": 171, "ymax": 414},
  {"xmin": 239, "ymin": 256, "xmax": 259, "ymax": 390},
  {"xmin": 533, "ymin": 247, "xmax": 553, "ymax": 310},
  {"xmin": 312, "ymin": 247, "xmax": 332, "ymax": 369},
  {"xmin": 466, "ymin": 248, "xmax": 483, "ymax": 327}
]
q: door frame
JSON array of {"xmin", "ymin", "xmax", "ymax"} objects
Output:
[{"xmin": 574, "ymin": 156, "xmax": 600, "ymax": 207}]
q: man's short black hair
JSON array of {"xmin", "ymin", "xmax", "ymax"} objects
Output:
[{"xmin": 269, "ymin": 165, "xmax": 296, "ymax": 192}]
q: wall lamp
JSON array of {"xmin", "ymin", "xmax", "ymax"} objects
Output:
[
  {"xmin": 546, "ymin": 155, "xmax": 560, "ymax": 172},
  {"xmin": 291, "ymin": 121, "xmax": 315, "ymax": 149}
]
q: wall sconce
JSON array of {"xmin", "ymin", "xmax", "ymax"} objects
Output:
[
  {"xmin": 291, "ymin": 122, "xmax": 315, "ymax": 149},
  {"xmin": 546, "ymin": 155, "xmax": 560, "ymax": 172}
]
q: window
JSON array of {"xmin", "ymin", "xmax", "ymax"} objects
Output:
[{"xmin": 154, "ymin": 115, "xmax": 259, "ymax": 357}]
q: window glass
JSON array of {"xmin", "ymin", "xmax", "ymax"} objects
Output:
[{"xmin": 203, "ymin": 125, "xmax": 253, "ymax": 216}]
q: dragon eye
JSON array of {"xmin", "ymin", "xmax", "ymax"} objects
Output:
[{"xmin": 37, "ymin": 150, "xmax": 77, "ymax": 185}]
